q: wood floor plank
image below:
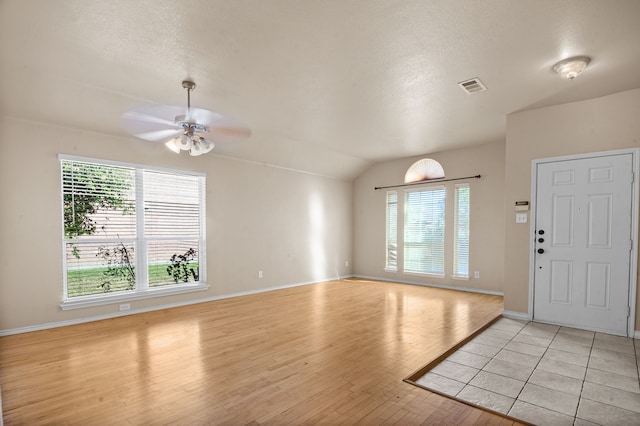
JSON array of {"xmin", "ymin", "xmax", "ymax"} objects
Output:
[{"xmin": 0, "ymin": 278, "xmax": 525, "ymax": 425}]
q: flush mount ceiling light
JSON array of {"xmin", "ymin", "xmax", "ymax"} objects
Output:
[
  {"xmin": 553, "ymin": 56, "xmax": 591, "ymax": 80},
  {"xmin": 122, "ymin": 80, "xmax": 251, "ymax": 156}
]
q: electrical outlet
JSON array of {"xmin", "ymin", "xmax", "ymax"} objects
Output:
[
  {"xmin": 474, "ymin": 271, "xmax": 480, "ymax": 279},
  {"xmin": 258, "ymin": 270, "xmax": 263, "ymax": 278},
  {"xmin": 119, "ymin": 303, "xmax": 131, "ymax": 311}
]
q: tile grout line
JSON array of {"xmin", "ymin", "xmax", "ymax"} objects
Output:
[
  {"xmin": 572, "ymin": 331, "xmax": 595, "ymax": 425},
  {"xmin": 507, "ymin": 322, "xmax": 559, "ymax": 417},
  {"xmin": 502, "ymin": 321, "xmax": 537, "ymax": 415}
]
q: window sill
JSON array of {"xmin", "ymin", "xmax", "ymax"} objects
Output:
[
  {"xmin": 60, "ymin": 282, "xmax": 210, "ymax": 311},
  {"xmin": 404, "ymin": 271, "xmax": 446, "ymax": 279},
  {"xmin": 451, "ymin": 275, "xmax": 470, "ymax": 281}
]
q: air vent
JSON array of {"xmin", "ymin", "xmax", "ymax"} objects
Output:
[{"xmin": 458, "ymin": 78, "xmax": 487, "ymax": 94}]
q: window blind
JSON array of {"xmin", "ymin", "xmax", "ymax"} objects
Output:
[
  {"xmin": 404, "ymin": 186, "xmax": 445, "ymax": 275},
  {"xmin": 144, "ymin": 170, "xmax": 202, "ymax": 287},
  {"xmin": 454, "ymin": 184, "xmax": 470, "ymax": 277},
  {"xmin": 385, "ymin": 191, "xmax": 398, "ymax": 271}
]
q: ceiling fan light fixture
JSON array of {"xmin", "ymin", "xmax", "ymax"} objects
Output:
[
  {"xmin": 188, "ymin": 136, "xmax": 215, "ymax": 156},
  {"xmin": 165, "ymin": 138, "xmax": 181, "ymax": 154},
  {"xmin": 553, "ymin": 56, "xmax": 590, "ymax": 80},
  {"xmin": 201, "ymin": 138, "xmax": 215, "ymax": 153},
  {"xmin": 176, "ymin": 133, "xmax": 193, "ymax": 150},
  {"xmin": 189, "ymin": 139, "xmax": 204, "ymax": 156}
]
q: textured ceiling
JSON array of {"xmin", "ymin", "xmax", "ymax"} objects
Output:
[{"xmin": 2, "ymin": 0, "xmax": 640, "ymax": 179}]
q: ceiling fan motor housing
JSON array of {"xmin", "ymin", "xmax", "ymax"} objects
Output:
[{"xmin": 182, "ymin": 80, "xmax": 196, "ymax": 91}]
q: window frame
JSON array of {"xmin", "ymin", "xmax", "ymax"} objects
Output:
[
  {"xmin": 403, "ymin": 185, "xmax": 446, "ymax": 277},
  {"xmin": 59, "ymin": 154, "xmax": 209, "ymax": 310},
  {"xmin": 385, "ymin": 190, "xmax": 398, "ymax": 272},
  {"xmin": 452, "ymin": 183, "xmax": 470, "ymax": 279}
]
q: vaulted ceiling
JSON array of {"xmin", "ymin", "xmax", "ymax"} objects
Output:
[{"xmin": 2, "ymin": 0, "xmax": 639, "ymax": 179}]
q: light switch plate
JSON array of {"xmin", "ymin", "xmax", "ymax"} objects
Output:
[{"xmin": 516, "ymin": 213, "xmax": 528, "ymax": 223}]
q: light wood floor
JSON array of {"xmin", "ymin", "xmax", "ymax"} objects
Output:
[{"xmin": 0, "ymin": 278, "xmax": 524, "ymax": 425}]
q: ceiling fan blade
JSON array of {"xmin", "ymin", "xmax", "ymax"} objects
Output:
[
  {"xmin": 204, "ymin": 126, "xmax": 252, "ymax": 138},
  {"xmin": 122, "ymin": 110, "xmax": 178, "ymax": 127},
  {"xmin": 122, "ymin": 105, "xmax": 186, "ymax": 136},
  {"xmin": 185, "ymin": 107, "xmax": 224, "ymax": 125},
  {"xmin": 134, "ymin": 128, "xmax": 184, "ymax": 142},
  {"xmin": 187, "ymin": 108, "xmax": 250, "ymax": 136}
]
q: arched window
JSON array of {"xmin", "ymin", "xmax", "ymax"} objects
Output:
[
  {"xmin": 404, "ymin": 158, "xmax": 445, "ymax": 183},
  {"xmin": 385, "ymin": 157, "xmax": 469, "ymax": 278}
]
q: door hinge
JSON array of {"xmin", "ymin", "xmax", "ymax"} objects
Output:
[{"xmin": 628, "ymin": 306, "xmax": 631, "ymax": 317}]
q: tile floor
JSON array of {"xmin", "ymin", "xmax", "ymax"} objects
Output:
[{"xmin": 415, "ymin": 318, "xmax": 640, "ymax": 426}]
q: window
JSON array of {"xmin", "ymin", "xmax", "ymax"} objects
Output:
[
  {"xmin": 404, "ymin": 158, "xmax": 445, "ymax": 183},
  {"xmin": 60, "ymin": 156, "xmax": 207, "ymax": 309},
  {"xmin": 404, "ymin": 186, "xmax": 446, "ymax": 275},
  {"xmin": 453, "ymin": 184, "xmax": 470, "ymax": 278},
  {"xmin": 385, "ymin": 191, "xmax": 398, "ymax": 271}
]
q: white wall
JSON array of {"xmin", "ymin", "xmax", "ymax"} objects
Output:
[
  {"xmin": 0, "ymin": 118, "xmax": 352, "ymax": 332},
  {"xmin": 353, "ymin": 141, "xmax": 506, "ymax": 294},
  {"xmin": 504, "ymin": 88, "xmax": 640, "ymax": 328}
]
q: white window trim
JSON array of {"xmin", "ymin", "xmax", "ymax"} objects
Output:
[
  {"xmin": 60, "ymin": 283, "xmax": 209, "ymax": 310},
  {"xmin": 404, "ymin": 271, "xmax": 446, "ymax": 279},
  {"xmin": 450, "ymin": 274, "xmax": 470, "ymax": 281},
  {"xmin": 59, "ymin": 154, "xmax": 207, "ymax": 310}
]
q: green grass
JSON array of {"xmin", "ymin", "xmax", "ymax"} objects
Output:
[{"xmin": 67, "ymin": 263, "xmax": 199, "ymax": 297}]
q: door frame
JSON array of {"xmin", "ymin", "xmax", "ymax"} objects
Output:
[{"xmin": 528, "ymin": 148, "xmax": 640, "ymax": 337}]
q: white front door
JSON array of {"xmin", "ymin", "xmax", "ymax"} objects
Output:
[{"xmin": 533, "ymin": 153, "xmax": 634, "ymax": 335}]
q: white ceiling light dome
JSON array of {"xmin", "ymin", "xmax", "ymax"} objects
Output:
[{"xmin": 553, "ymin": 56, "xmax": 591, "ymax": 80}]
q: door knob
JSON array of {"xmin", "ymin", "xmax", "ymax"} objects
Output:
[{"xmin": 537, "ymin": 248, "xmax": 544, "ymax": 254}]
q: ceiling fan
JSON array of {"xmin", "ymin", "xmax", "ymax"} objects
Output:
[{"xmin": 122, "ymin": 80, "xmax": 251, "ymax": 156}]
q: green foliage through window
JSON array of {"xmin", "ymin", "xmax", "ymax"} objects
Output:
[
  {"xmin": 167, "ymin": 248, "xmax": 199, "ymax": 283},
  {"xmin": 63, "ymin": 161, "xmax": 134, "ymax": 240},
  {"xmin": 96, "ymin": 243, "xmax": 136, "ymax": 292}
]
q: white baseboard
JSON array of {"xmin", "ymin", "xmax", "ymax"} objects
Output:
[
  {"xmin": 352, "ymin": 274, "xmax": 504, "ymax": 296},
  {"xmin": 634, "ymin": 330, "xmax": 640, "ymax": 339},
  {"xmin": 0, "ymin": 275, "xmax": 353, "ymax": 336},
  {"xmin": 501, "ymin": 310, "xmax": 530, "ymax": 321}
]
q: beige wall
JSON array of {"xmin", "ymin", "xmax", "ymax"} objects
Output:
[
  {"xmin": 353, "ymin": 141, "xmax": 506, "ymax": 293},
  {"xmin": 504, "ymin": 88, "xmax": 640, "ymax": 328},
  {"xmin": 4, "ymin": 88, "xmax": 639, "ymax": 333},
  {"xmin": 0, "ymin": 118, "xmax": 353, "ymax": 331}
]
